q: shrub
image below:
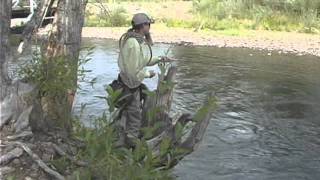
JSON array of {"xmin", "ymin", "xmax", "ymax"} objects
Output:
[{"xmin": 85, "ymin": 6, "xmax": 130, "ymax": 27}]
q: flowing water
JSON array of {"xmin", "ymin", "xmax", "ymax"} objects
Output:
[{"xmin": 73, "ymin": 38, "xmax": 320, "ymax": 180}]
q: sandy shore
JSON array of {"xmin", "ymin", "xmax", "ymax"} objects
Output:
[{"xmin": 82, "ymin": 27, "xmax": 320, "ymax": 57}]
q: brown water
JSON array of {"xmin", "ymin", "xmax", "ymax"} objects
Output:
[{"xmin": 74, "ymin": 38, "xmax": 320, "ymax": 180}]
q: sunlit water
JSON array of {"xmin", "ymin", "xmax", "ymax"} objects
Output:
[{"xmin": 73, "ymin": 38, "xmax": 320, "ymax": 180}]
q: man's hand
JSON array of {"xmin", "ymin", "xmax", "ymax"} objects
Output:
[
  {"xmin": 149, "ymin": 70, "xmax": 156, "ymax": 78},
  {"xmin": 160, "ymin": 56, "xmax": 175, "ymax": 63}
]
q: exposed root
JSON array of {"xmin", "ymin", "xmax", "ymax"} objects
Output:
[
  {"xmin": 51, "ymin": 143, "xmax": 87, "ymax": 167},
  {"xmin": 6, "ymin": 141, "xmax": 65, "ymax": 180},
  {"xmin": 0, "ymin": 147, "xmax": 23, "ymax": 165},
  {"xmin": 6, "ymin": 130, "xmax": 33, "ymax": 140}
]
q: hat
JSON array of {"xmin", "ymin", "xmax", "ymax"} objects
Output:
[{"xmin": 131, "ymin": 13, "xmax": 155, "ymax": 26}]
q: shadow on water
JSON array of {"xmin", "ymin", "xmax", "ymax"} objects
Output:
[{"xmin": 74, "ymin": 38, "xmax": 320, "ymax": 180}]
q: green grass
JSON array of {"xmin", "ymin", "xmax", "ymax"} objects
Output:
[
  {"xmin": 84, "ymin": 1, "xmax": 320, "ymax": 34},
  {"xmin": 191, "ymin": 0, "xmax": 320, "ymax": 34},
  {"xmin": 162, "ymin": 18, "xmax": 199, "ymax": 29}
]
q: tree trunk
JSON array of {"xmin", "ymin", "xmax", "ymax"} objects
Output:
[
  {"xmin": 40, "ymin": 0, "xmax": 88, "ymax": 133},
  {"xmin": 46, "ymin": 0, "xmax": 87, "ymax": 58},
  {"xmin": 1, "ymin": 0, "xmax": 45, "ymax": 135},
  {"xmin": 142, "ymin": 66, "xmax": 177, "ymax": 130},
  {"xmin": 18, "ymin": 0, "xmax": 55, "ymax": 54},
  {"xmin": 0, "ymin": 0, "xmax": 12, "ymax": 100}
]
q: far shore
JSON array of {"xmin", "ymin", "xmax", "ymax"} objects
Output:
[{"xmin": 82, "ymin": 27, "xmax": 320, "ymax": 57}]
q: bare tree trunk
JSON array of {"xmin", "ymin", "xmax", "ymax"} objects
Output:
[
  {"xmin": 0, "ymin": 0, "xmax": 12, "ymax": 100},
  {"xmin": 40, "ymin": 0, "xmax": 88, "ymax": 133},
  {"xmin": 46, "ymin": 0, "xmax": 87, "ymax": 58}
]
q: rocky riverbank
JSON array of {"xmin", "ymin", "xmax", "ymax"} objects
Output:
[{"xmin": 82, "ymin": 27, "xmax": 320, "ymax": 57}]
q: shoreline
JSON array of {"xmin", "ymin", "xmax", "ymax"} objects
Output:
[{"xmin": 82, "ymin": 27, "xmax": 320, "ymax": 57}]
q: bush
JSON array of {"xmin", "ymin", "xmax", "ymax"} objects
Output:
[
  {"xmin": 71, "ymin": 115, "xmax": 174, "ymax": 179},
  {"xmin": 18, "ymin": 47, "xmax": 94, "ymax": 97},
  {"xmin": 85, "ymin": 6, "xmax": 130, "ymax": 27},
  {"xmin": 109, "ymin": 7, "xmax": 130, "ymax": 27}
]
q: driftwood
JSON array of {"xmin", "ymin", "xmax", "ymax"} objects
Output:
[{"xmin": 125, "ymin": 64, "xmax": 215, "ymax": 167}]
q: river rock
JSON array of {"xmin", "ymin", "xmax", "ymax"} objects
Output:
[{"xmin": 12, "ymin": 158, "xmax": 21, "ymax": 165}]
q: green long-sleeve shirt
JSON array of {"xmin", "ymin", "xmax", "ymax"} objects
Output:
[{"xmin": 118, "ymin": 37, "xmax": 160, "ymax": 88}]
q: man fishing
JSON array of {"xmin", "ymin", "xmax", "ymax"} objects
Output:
[{"xmin": 115, "ymin": 13, "xmax": 173, "ymax": 147}]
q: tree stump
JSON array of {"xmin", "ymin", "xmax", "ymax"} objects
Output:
[{"xmin": 140, "ymin": 64, "xmax": 215, "ymax": 167}]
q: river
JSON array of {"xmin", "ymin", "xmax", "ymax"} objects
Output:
[{"xmin": 73, "ymin": 38, "xmax": 320, "ymax": 180}]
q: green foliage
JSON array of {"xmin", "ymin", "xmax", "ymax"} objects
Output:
[
  {"xmin": 18, "ymin": 47, "xmax": 94, "ymax": 98},
  {"xmin": 71, "ymin": 112, "xmax": 174, "ymax": 179},
  {"xmin": 193, "ymin": 95, "xmax": 216, "ymax": 122},
  {"xmin": 88, "ymin": 0, "xmax": 166, "ymax": 2},
  {"xmin": 95, "ymin": 85, "xmax": 123, "ymax": 113},
  {"xmin": 85, "ymin": 0, "xmax": 320, "ymax": 33},
  {"xmin": 18, "ymin": 52, "xmax": 75, "ymax": 97},
  {"xmin": 71, "ymin": 80, "xmax": 176, "ymax": 179}
]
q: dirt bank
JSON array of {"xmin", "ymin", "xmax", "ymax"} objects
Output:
[{"xmin": 82, "ymin": 27, "xmax": 320, "ymax": 57}]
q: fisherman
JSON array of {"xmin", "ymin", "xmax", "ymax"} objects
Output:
[{"xmin": 115, "ymin": 13, "xmax": 173, "ymax": 147}]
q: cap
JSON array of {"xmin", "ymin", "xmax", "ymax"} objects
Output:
[{"xmin": 131, "ymin": 13, "xmax": 155, "ymax": 26}]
